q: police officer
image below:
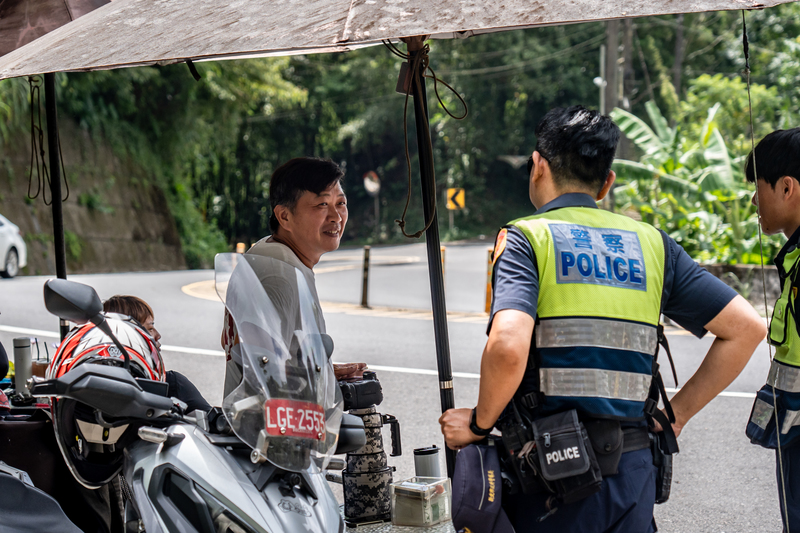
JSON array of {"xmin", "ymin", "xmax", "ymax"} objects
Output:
[
  {"xmin": 744, "ymin": 128, "xmax": 800, "ymax": 531},
  {"xmin": 439, "ymin": 105, "xmax": 766, "ymax": 532}
]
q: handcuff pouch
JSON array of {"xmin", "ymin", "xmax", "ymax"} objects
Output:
[{"xmin": 584, "ymin": 419, "xmax": 623, "ymax": 476}]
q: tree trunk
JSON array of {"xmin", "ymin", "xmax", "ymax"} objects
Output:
[{"xmin": 673, "ymin": 14, "xmax": 685, "ymax": 97}]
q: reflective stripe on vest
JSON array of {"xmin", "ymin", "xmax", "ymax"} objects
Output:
[
  {"xmin": 768, "ymin": 359, "xmax": 800, "ymax": 393},
  {"xmin": 511, "ymin": 206, "xmax": 666, "ymax": 420},
  {"xmin": 539, "ymin": 367, "xmax": 651, "ymax": 402},
  {"xmin": 750, "ymin": 397, "xmax": 774, "ymax": 431},
  {"xmin": 782, "ymin": 409, "xmax": 800, "ymax": 435},
  {"xmin": 536, "ymin": 318, "xmax": 658, "ymax": 353}
]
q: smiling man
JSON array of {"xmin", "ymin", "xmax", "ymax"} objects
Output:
[{"xmin": 222, "ymin": 157, "xmax": 348, "ymax": 396}]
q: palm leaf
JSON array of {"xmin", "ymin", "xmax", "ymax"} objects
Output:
[
  {"xmin": 610, "ymin": 107, "xmax": 663, "ymax": 156},
  {"xmin": 645, "ymin": 101, "xmax": 675, "ymax": 146},
  {"xmin": 698, "ymin": 128, "xmax": 734, "ymax": 190}
]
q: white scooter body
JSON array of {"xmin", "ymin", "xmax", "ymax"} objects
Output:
[{"xmin": 124, "ymin": 423, "xmax": 343, "ymax": 533}]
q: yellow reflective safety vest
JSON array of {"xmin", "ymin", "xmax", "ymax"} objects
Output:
[
  {"xmin": 747, "ymin": 246, "xmax": 800, "ymax": 448},
  {"xmin": 510, "ymin": 205, "xmax": 666, "ymax": 420}
]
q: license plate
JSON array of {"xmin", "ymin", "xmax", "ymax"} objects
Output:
[{"xmin": 264, "ymin": 399, "xmax": 325, "ymax": 440}]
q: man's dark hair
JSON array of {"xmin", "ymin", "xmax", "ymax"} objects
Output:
[
  {"xmin": 745, "ymin": 128, "xmax": 800, "ymax": 187},
  {"xmin": 268, "ymin": 157, "xmax": 345, "ymax": 232},
  {"xmin": 533, "ymin": 105, "xmax": 620, "ymax": 192}
]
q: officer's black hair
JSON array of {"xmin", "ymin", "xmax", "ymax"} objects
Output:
[
  {"xmin": 533, "ymin": 105, "xmax": 620, "ymax": 192},
  {"xmin": 269, "ymin": 157, "xmax": 345, "ymax": 233},
  {"xmin": 745, "ymin": 128, "xmax": 800, "ymax": 188}
]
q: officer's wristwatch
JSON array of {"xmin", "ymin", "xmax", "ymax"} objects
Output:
[{"xmin": 469, "ymin": 407, "xmax": 493, "ymax": 437}]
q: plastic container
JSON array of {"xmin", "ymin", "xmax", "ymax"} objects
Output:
[{"xmin": 390, "ymin": 476, "xmax": 451, "ymax": 527}]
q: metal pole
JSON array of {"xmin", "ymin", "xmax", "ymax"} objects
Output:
[
  {"xmin": 599, "ymin": 44, "xmax": 606, "ymax": 115},
  {"xmin": 360, "ymin": 246, "xmax": 370, "ymax": 308},
  {"xmin": 374, "ymin": 195, "xmax": 380, "ymax": 240},
  {"xmin": 408, "ymin": 41, "xmax": 456, "ymax": 477},
  {"xmin": 45, "ymin": 72, "xmax": 69, "ymax": 340}
]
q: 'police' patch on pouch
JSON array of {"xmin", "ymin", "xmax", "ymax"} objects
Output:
[{"xmin": 550, "ymin": 224, "xmax": 646, "ymax": 291}]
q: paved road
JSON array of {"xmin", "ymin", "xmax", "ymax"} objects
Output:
[{"xmin": 0, "ymin": 243, "xmax": 785, "ymax": 531}]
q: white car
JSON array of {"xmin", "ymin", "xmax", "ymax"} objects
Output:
[{"xmin": 0, "ymin": 214, "xmax": 27, "ymax": 278}]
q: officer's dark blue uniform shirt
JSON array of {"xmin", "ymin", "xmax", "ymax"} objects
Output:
[{"xmin": 490, "ymin": 193, "xmax": 738, "ymax": 335}]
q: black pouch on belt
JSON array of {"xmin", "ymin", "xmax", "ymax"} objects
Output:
[
  {"xmin": 531, "ymin": 410, "xmax": 602, "ymax": 504},
  {"xmin": 584, "ymin": 419, "xmax": 624, "ymax": 476}
]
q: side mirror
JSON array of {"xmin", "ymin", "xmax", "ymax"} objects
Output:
[
  {"xmin": 43, "ymin": 279, "xmax": 103, "ymax": 325},
  {"xmin": 320, "ymin": 334, "xmax": 334, "ymax": 359},
  {"xmin": 43, "ymin": 279, "xmax": 132, "ymax": 372}
]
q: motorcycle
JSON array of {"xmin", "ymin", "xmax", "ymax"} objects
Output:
[{"xmin": 27, "ymin": 253, "xmax": 367, "ymax": 533}]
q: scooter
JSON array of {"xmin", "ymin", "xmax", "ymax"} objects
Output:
[{"xmin": 28, "ymin": 253, "xmax": 367, "ymax": 533}]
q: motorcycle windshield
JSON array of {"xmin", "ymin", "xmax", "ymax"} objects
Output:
[{"xmin": 215, "ymin": 253, "xmax": 343, "ymax": 472}]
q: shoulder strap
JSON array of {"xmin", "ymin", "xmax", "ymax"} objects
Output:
[{"xmin": 645, "ymin": 325, "xmax": 679, "ymax": 455}]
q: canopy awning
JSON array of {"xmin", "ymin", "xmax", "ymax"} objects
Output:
[
  {"xmin": 0, "ymin": 0, "xmax": 108, "ymax": 57},
  {"xmin": 0, "ymin": 0, "xmax": 792, "ymax": 80}
]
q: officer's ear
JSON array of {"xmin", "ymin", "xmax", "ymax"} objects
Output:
[
  {"xmin": 781, "ymin": 176, "xmax": 798, "ymax": 199},
  {"xmin": 595, "ymin": 171, "xmax": 616, "ymax": 201}
]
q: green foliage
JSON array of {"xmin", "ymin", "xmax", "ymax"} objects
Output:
[
  {"xmin": 77, "ymin": 189, "xmax": 114, "ymax": 214},
  {"xmin": 678, "ymin": 74, "xmax": 781, "ymax": 154},
  {"xmin": 2, "ymin": 3, "xmax": 800, "ymax": 263},
  {"xmin": 166, "ymin": 177, "xmax": 229, "ymax": 269},
  {"xmin": 611, "ymin": 97, "xmax": 784, "ymax": 265},
  {"xmin": 0, "ymin": 77, "xmax": 30, "ymax": 144},
  {"xmin": 64, "ymin": 230, "xmax": 82, "ymax": 262}
]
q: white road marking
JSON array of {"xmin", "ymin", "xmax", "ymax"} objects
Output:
[
  {"xmin": 0, "ymin": 325, "xmax": 60, "ymax": 338},
  {"xmin": 161, "ymin": 345, "xmax": 225, "ymax": 357},
  {"xmin": 0, "ymin": 324, "xmax": 759, "ymax": 398}
]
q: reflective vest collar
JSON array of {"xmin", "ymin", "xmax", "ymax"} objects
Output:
[
  {"xmin": 774, "ymin": 224, "xmax": 800, "ymax": 279},
  {"xmin": 533, "ymin": 193, "xmax": 598, "ymax": 216}
]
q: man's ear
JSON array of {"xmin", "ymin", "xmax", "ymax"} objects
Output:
[
  {"xmin": 531, "ymin": 151, "xmax": 548, "ymax": 183},
  {"xmin": 274, "ymin": 205, "xmax": 292, "ymax": 230},
  {"xmin": 596, "ymin": 171, "xmax": 616, "ymax": 201},
  {"xmin": 782, "ymin": 176, "xmax": 798, "ymax": 198}
]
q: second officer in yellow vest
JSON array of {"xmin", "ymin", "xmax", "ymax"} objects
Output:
[
  {"xmin": 440, "ymin": 105, "xmax": 766, "ymax": 533},
  {"xmin": 744, "ymin": 127, "xmax": 800, "ymax": 531}
]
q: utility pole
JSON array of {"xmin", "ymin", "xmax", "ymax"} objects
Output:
[
  {"xmin": 673, "ymin": 14, "xmax": 685, "ymax": 97},
  {"xmin": 595, "ymin": 44, "xmax": 607, "ymax": 114},
  {"xmin": 604, "ymin": 20, "xmax": 620, "ymax": 211},
  {"xmin": 604, "ymin": 20, "xmax": 620, "ymax": 117},
  {"xmin": 619, "ymin": 18, "xmax": 635, "ymax": 160}
]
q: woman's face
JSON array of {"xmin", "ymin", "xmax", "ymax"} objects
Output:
[{"xmin": 142, "ymin": 315, "xmax": 161, "ymax": 347}]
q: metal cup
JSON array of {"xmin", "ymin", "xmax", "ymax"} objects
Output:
[
  {"xmin": 413, "ymin": 445, "xmax": 442, "ymax": 478},
  {"xmin": 13, "ymin": 337, "xmax": 32, "ymax": 397}
]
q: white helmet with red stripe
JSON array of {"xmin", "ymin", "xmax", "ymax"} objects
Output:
[{"xmin": 47, "ymin": 313, "xmax": 165, "ymax": 488}]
